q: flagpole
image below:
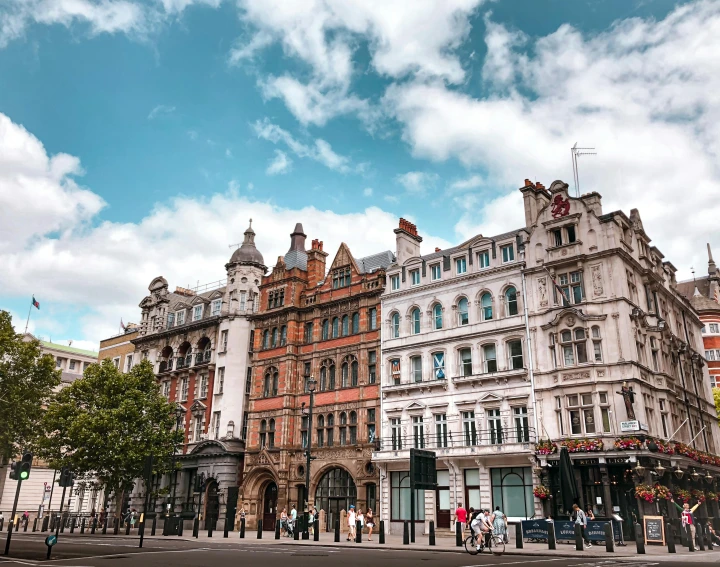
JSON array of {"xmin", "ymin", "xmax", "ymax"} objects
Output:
[{"xmin": 24, "ymin": 296, "xmax": 33, "ymax": 334}]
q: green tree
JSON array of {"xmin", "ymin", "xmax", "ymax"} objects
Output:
[
  {"xmin": 35, "ymin": 358, "xmax": 182, "ymax": 513},
  {"xmin": 0, "ymin": 310, "xmax": 61, "ymax": 463},
  {"xmin": 713, "ymin": 387, "xmax": 720, "ymax": 425}
]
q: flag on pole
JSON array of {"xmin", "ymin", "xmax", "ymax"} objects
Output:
[
  {"xmin": 120, "ymin": 318, "xmax": 126, "ymax": 331},
  {"xmin": 544, "ymin": 268, "xmax": 571, "ymax": 305},
  {"xmin": 32, "ymin": 296, "xmax": 40, "ymax": 310}
]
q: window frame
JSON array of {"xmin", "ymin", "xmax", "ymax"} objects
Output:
[{"xmin": 501, "ymin": 244, "xmax": 514, "ymax": 263}]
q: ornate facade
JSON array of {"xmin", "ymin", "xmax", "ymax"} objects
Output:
[
  {"xmin": 240, "ymin": 224, "xmax": 393, "ymax": 531},
  {"xmin": 130, "ymin": 222, "xmax": 265, "ymax": 528}
]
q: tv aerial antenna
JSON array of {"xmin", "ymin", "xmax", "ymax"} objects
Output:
[{"xmin": 571, "ymin": 143, "xmax": 597, "ymax": 197}]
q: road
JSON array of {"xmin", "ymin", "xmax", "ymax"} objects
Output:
[{"xmin": 0, "ymin": 533, "xmax": 700, "ymax": 566}]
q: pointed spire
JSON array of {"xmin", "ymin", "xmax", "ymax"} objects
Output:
[
  {"xmin": 708, "ymin": 242, "xmax": 717, "ymax": 276},
  {"xmin": 243, "ymin": 219, "xmax": 255, "ymax": 245}
]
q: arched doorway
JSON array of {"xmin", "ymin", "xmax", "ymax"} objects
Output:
[
  {"xmin": 315, "ymin": 468, "xmax": 356, "ymax": 531},
  {"xmin": 263, "ymin": 482, "xmax": 278, "ymax": 531},
  {"xmin": 204, "ymin": 481, "xmax": 219, "ymax": 530}
]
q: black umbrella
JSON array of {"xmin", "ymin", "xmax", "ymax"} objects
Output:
[{"xmin": 558, "ymin": 446, "xmax": 578, "ymax": 516}]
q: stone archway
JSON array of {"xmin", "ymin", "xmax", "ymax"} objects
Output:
[
  {"xmin": 314, "ymin": 467, "xmax": 357, "ymax": 532},
  {"xmin": 204, "ymin": 480, "xmax": 219, "ymax": 530},
  {"xmin": 262, "ymin": 481, "xmax": 278, "ymax": 531}
]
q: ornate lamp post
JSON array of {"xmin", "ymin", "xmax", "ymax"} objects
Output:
[
  {"xmin": 301, "ymin": 376, "xmax": 317, "ymax": 540},
  {"xmin": 170, "ymin": 405, "xmax": 185, "ymax": 515}
]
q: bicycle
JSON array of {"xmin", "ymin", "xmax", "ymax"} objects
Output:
[{"xmin": 464, "ymin": 529, "xmax": 506, "ymax": 555}]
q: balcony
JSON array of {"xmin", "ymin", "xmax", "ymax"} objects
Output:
[
  {"xmin": 195, "ymin": 350, "xmax": 212, "ymax": 366},
  {"xmin": 373, "ymin": 427, "xmax": 536, "ymax": 461},
  {"xmin": 158, "ymin": 359, "xmax": 174, "ymax": 373}
]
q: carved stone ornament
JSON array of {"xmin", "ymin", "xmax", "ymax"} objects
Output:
[
  {"xmin": 561, "ymin": 371, "xmax": 591, "ymax": 381},
  {"xmin": 565, "ymin": 315, "xmax": 576, "ymax": 327},
  {"xmin": 591, "ymin": 265, "xmax": 604, "ymax": 296},
  {"xmin": 551, "ymin": 194, "xmax": 571, "ymax": 218},
  {"xmin": 538, "ymin": 277, "xmax": 548, "ymax": 307}
]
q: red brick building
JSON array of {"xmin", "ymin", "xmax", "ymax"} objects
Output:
[
  {"xmin": 678, "ymin": 244, "xmax": 720, "ymax": 388},
  {"xmin": 239, "ymin": 223, "xmax": 394, "ymax": 530}
]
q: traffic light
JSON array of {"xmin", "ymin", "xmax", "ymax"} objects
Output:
[
  {"xmin": 59, "ymin": 467, "xmax": 75, "ymax": 488},
  {"xmin": 19, "ymin": 453, "xmax": 32, "ymax": 480},
  {"xmin": 9, "ymin": 460, "xmax": 19, "ymax": 480}
]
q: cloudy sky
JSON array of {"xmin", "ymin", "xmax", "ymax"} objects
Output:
[{"xmin": 1, "ymin": 0, "xmax": 719, "ymax": 351}]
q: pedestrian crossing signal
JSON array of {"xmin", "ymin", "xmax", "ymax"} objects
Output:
[{"xmin": 19, "ymin": 452, "xmax": 33, "ymax": 480}]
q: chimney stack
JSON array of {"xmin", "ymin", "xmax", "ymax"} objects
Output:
[
  {"xmin": 307, "ymin": 238, "xmax": 328, "ymax": 288},
  {"xmin": 394, "ymin": 217, "xmax": 422, "ymax": 265}
]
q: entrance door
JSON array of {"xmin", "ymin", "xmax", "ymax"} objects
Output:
[
  {"xmin": 314, "ymin": 468, "xmax": 357, "ymax": 531},
  {"xmin": 204, "ymin": 482, "xmax": 219, "ymax": 530},
  {"xmin": 436, "ymin": 470, "xmax": 450, "ymax": 528},
  {"xmin": 263, "ymin": 482, "xmax": 278, "ymax": 531}
]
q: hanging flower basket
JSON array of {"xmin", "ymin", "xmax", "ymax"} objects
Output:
[
  {"xmin": 535, "ymin": 439, "xmax": 558, "ymax": 456},
  {"xmin": 674, "ymin": 442, "xmax": 699, "ymax": 461},
  {"xmin": 653, "ymin": 484, "xmax": 672, "ymax": 501},
  {"xmin": 646, "ymin": 437, "xmax": 674, "ymax": 455},
  {"xmin": 691, "ymin": 489, "xmax": 706, "ymax": 504},
  {"xmin": 674, "ymin": 489, "xmax": 691, "ymax": 504},
  {"xmin": 562, "ymin": 438, "xmax": 604, "ymax": 453},
  {"xmin": 614, "ymin": 436, "xmax": 643, "ymax": 450},
  {"xmin": 533, "ymin": 485, "xmax": 551, "ymax": 500},
  {"xmin": 706, "ymin": 491, "xmax": 719, "ymax": 502},
  {"xmin": 635, "ymin": 484, "xmax": 656, "ymax": 503}
]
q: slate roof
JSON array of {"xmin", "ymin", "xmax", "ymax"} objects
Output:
[
  {"xmin": 400, "ymin": 228, "xmax": 526, "ymax": 265},
  {"xmin": 355, "ymin": 250, "xmax": 395, "ymax": 274}
]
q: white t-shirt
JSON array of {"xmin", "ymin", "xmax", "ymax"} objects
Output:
[
  {"xmin": 290, "ymin": 509, "xmax": 297, "ymax": 520},
  {"xmin": 348, "ymin": 511, "xmax": 356, "ymax": 526}
]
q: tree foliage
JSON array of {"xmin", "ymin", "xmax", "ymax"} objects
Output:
[
  {"xmin": 0, "ymin": 310, "xmax": 61, "ymax": 463},
  {"xmin": 35, "ymin": 358, "xmax": 182, "ymax": 502},
  {"xmin": 714, "ymin": 387, "xmax": 720, "ymax": 426}
]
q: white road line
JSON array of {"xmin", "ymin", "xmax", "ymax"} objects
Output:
[
  {"xmin": 462, "ymin": 559, "xmax": 568, "ymax": 567},
  {"xmin": 50, "ymin": 547, "xmax": 213, "ymax": 562}
]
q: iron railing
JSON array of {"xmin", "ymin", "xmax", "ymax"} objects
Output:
[{"xmin": 374, "ymin": 427, "xmax": 536, "ymax": 451}]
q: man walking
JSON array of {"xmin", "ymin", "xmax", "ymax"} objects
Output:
[
  {"xmin": 455, "ymin": 502, "xmax": 467, "ymax": 538},
  {"xmin": 672, "ymin": 498, "xmax": 700, "ymax": 547},
  {"xmin": 573, "ymin": 504, "xmax": 591, "ymax": 549},
  {"xmin": 347, "ymin": 505, "xmax": 356, "ymax": 541}
]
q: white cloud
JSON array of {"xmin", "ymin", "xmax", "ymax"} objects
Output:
[
  {"xmin": 253, "ymin": 118, "xmax": 358, "ymax": 173},
  {"xmin": 266, "ymin": 149, "xmax": 292, "ymax": 175},
  {"xmin": 395, "ymin": 171, "xmax": 438, "ymax": 195},
  {"xmin": 147, "ymin": 104, "xmax": 176, "ymax": 119},
  {"xmin": 385, "ymin": 1, "xmax": 720, "ymax": 269},
  {"xmin": 448, "ymin": 174, "xmax": 484, "ymax": 192},
  {"xmin": 363, "ymin": 187, "xmax": 373, "ymax": 197},
  {"xmin": 225, "ymin": 148, "xmax": 233, "ymax": 158},
  {"xmin": 383, "ymin": 195, "xmax": 400, "ymax": 203},
  {"xmin": 0, "ymin": 112, "xmax": 451, "ymax": 344}
]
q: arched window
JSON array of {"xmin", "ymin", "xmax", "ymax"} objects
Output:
[
  {"xmin": 263, "ymin": 373, "xmax": 271, "ymax": 397},
  {"xmin": 320, "ymin": 366, "xmax": 327, "ymax": 391},
  {"xmin": 481, "ymin": 292, "xmax": 493, "ymax": 321},
  {"xmin": 433, "ymin": 303, "xmax": 443, "ymax": 330},
  {"xmin": 340, "ymin": 412, "xmax": 347, "ymax": 425},
  {"xmin": 280, "ymin": 325, "xmax": 287, "ymax": 346},
  {"xmin": 339, "ymin": 412, "xmax": 347, "ymax": 445},
  {"xmin": 458, "ymin": 297, "xmax": 469, "ymax": 325},
  {"xmin": 505, "ymin": 287, "xmax": 518, "ymax": 316},
  {"xmin": 329, "ymin": 363, "xmax": 336, "ymax": 389},
  {"xmin": 342, "ymin": 361, "xmax": 349, "ymax": 388},
  {"xmin": 327, "ymin": 413, "xmax": 335, "ymax": 447},
  {"xmin": 391, "ymin": 312, "xmax": 400, "ymax": 338},
  {"xmin": 352, "ymin": 312, "xmax": 359, "ymax": 334},
  {"xmin": 332, "ymin": 317, "xmax": 339, "ymax": 338},
  {"xmin": 259, "ymin": 419, "xmax": 267, "ymax": 448},
  {"xmin": 342, "ymin": 315, "xmax": 349, "ymax": 337},
  {"xmin": 262, "ymin": 330, "xmax": 269, "ymax": 349},
  {"xmin": 411, "ymin": 308, "xmax": 421, "ymax": 334},
  {"xmin": 268, "ymin": 418, "xmax": 276, "ymax": 448},
  {"xmin": 317, "ymin": 415, "xmax": 325, "ymax": 446},
  {"xmin": 264, "ymin": 368, "xmax": 278, "ymax": 397},
  {"xmin": 271, "ymin": 327, "xmax": 278, "ymax": 347},
  {"xmin": 351, "ymin": 360, "xmax": 358, "ymax": 386},
  {"xmin": 314, "ymin": 468, "xmax": 356, "ymax": 531},
  {"xmin": 304, "ymin": 322, "xmax": 313, "ymax": 344},
  {"xmin": 322, "ymin": 319, "xmax": 329, "ymax": 340},
  {"xmin": 317, "ymin": 415, "xmax": 325, "ymax": 427}
]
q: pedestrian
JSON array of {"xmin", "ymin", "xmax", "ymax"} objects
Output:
[
  {"xmin": 707, "ymin": 521, "xmax": 720, "ymax": 547},
  {"xmin": 23, "ymin": 511, "xmax": 29, "ymax": 527},
  {"xmin": 0, "ymin": 511, "xmax": 4, "ymax": 525},
  {"xmin": 455, "ymin": 502, "xmax": 467, "ymax": 538},
  {"xmin": 671, "ymin": 498, "xmax": 700, "ymax": 546},
  {"xmin": 357, "ymin": 508, "xmax": 364, "ymax": 541},
  {"xmin": 492, "ymin": 506, "xmax": 508, "ymax": 543},
  {"xmin": 280, "ymin": 507, "xmax": 288, "ymax": 536},
  {"xmin": 572, "ymin": 504, "xmax": 591, "ymax": 549},
  {"xmin": 469, "ymin": 509, "xmax": 489, "ymax": 552},
  {"xmin": 366, "ymin": 508, "xmax": 375, "ymax": 541},
  {"xmin": 347, "ymin": 505, "xmax": 356, "ymax": 541},
  {"xmin": 99, "ymin": 509, "xmax": 106, "ymax": 525},
  {"xmin": 586, "ymin": 507, "xmax": 595, "ymax": 521},
  {"xmin": 308, "ymin": 507, "xmax": 315, "ymax": 536}
]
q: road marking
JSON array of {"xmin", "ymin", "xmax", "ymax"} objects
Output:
[
  {"xmin": 50, "ymin": 547, "xmax": 213, "ymax": 562},
  {"xmin": 462, "ymin": 559, "xmax": 568, "ymax": 567}
]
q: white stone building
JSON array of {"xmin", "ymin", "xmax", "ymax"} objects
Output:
[{"xmin": 374, "ymin": 180, "xmax": 720, "ymax": 537}]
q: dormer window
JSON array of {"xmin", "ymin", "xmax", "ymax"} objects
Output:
[
  {"xmin": 167, "ymin": 313, "xmax": 175, "ymax": 328},
  {"xmin": 332, "ymin": 267, "xmax": 351, "ymax": 289},
  {"xmin": 390, "ymin": 275, "xmax": 400, "ymax": 290},
  {"xmin": 477, "ymin": 250, "xmax": 490, "ymax": 269},
  {"xmin": 176, "ymin": 310, "xmax": 185, "ymax": 326},
  {"xmin": 193, "ymin": 305, "xmax": 203, "ymax": 322},
  {"xmin": 455, "ymin": 257, "xmax": 467, "ymax": 275},
  {"xmin": 551, "ymin": 226, "xmax": 577, "ymax": 247},
  {"xmin": 410, "ymin": 269, "xmax": 420, "ymax": 286},
  {"xmin": 211, "ymin": 299, "xmax": 222, "ymax": 316},
  {"xmin": 501, "ymin": 244, "xmax": 515, "ymax": 263}
]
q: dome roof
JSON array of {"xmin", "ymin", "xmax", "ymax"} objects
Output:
[{"xmin": 228, "ymin": 220, "xmax": 265, "ymax": 267}]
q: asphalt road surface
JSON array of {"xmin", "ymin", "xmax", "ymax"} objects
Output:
[{"xmin": 0, "ymin": 533, "xmax": 691, "ymax": 567}]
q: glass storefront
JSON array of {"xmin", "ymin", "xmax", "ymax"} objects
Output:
[
  {"xmin": 390, "ymin": 471, "xmax": 425, "ymax": 521},
  {"xmin": 490, "ymin": 467, "xmax": 533, "ymax": 519}
]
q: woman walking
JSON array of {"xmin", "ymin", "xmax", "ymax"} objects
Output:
[
  {"xmin": 280, "ymin": 507, "xmax": 288, "ymax": 536},
  {"xmin": 366, "ymin": 508, "xmax": 375, "ymax": 541},
  {"xmin": 492, "ymin": 506, "xmax": 508, "ymax": 543}
]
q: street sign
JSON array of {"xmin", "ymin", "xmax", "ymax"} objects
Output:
[
  {"xmin": 409, "ymin": 449, "xmax": 437, "ymax": 489},
  {"xmin": 45, "ymin": 534, "xmax": 57, "ymax": 547},
  {"xmin": 620, "ymin": 420, "xmax": 640, "ymax": 432}
]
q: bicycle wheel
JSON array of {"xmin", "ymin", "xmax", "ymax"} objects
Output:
[
  {"xmin": 464, "ymin": 535, "xmax": 480, "ymax": 555},
  {"xmin": 491, "ymin": 535, "xmax": 505, "ymax": 555}
]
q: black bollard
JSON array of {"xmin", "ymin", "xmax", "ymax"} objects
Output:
[
  {"xmin": 516, "ymin": 522, "xmax": 524, "ymax": 549},
  {"xmin": 5, "ymin": 519, "xmax": 14, "ymax": 556},
  {"xmin": 125, "ymin": 519, "xmax": 131, "ymax": 536},
  {"xmin": 635, "ymin": 524, "xmax": 646, "ymax": 554},
  {"xmin": 42, "ymin": 516, "xmax": 49, "ymax": 532},
  {"xmin": 706, "ymin": 524, "xmax": 714, "ymax": 551},
  {"xmin": 208, "ymin": 520, "xmax": 213, "ymax": 538},
  {"xmin": 113, "ymin": 517, "xmax": 119, "ymax": 535},
  {"xmin": 151, "ymin": 517, "xmax": 156, "ymax": 536},
  {"xmin": 334, "ymin": 518, "xmax": 340, "ymax": 542},
  {"xmin": 666, "ymin": 522, "xmax": 676, "ymax": 554},
  {"xmin": 356, "ymin": 520, "xmax": 362, "ymax": 543},
  {"xmin": 429, "ymin": 520, "xmax": 435, "ymax": 546},
  {"xmin": 686, "ymin": 524, "xmax": 695, "ymax": 552},
  {"xmin": 178, "ymin": 518, "xmax": 184, "ymax": 536},
  {"xmin": 257, "ymin": 519, "xmax": 263, "ymax": 539},
  {"xmin": 275, "ymin": 518, "xmax": 281, "ymax": 540},
  {"xmin": 294, "ymin": 522, "xmax": 299, "ymax": 540},
  {"xmin": 102, "ymin": 518, "xmax": 108, "ymax": 534},
  {"xmin": 70, "ymin": 517, "xmax": 75, "ymax": 534},
  {"xmin": 604, "ymin": 522, "xmax": 614, "ymax": 552},
  {"xmin": 314, "ymin": 519, "xmax": 319, "ymax": 541},
  {"xmin": 574, "ymin": 524, "xmax": 583, "ymax": 551},
  {"xmin": 456, "ymin": 519, "xmax": 462, "ymax": 547},
  {"xmin": 223, "ymin": 517, "xmax": 229, "ymax": 538},
  {"xmin": 192, "ymin": 518, "xmax": 199, "ymax": 538},
  {"xmin": 548, "ymin": 521, "xmax": 556, "ymax": 550},
  {"xmin": 32, "ymin": 518, "xmax": 38, "ymax": 532},
  {"xmin": 379, "ymin": 520, "xmax": 385, "ymax": 544},
  {"xmin": 240, "ymin": 517, "xmax": 245, "ymax": 538},
  {"xmin": 403, "ymin": 521, "xmax": 409, "ymax": 545},
  {"xmin": 24, "ymin": 519, "xmax": 28, "ymax": 532},
  {"xmin": 697, "ymin": 524, "xmax": 705, "ymax": 551},
  {"xmin": 91, "ymin": 518, "xmax": 97, "ymax": 534},
  {"xmin": 81, "ymin": 518, "xmax": 86, "ymax": 533}
]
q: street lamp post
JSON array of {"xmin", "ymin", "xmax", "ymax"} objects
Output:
[
  {"xmin": 302, "ymin": 376, "xmax": 317, "ymax": 540},
  {"xmin": 170, "ymin": 406, "xmax": 185, "ymax": 516}
]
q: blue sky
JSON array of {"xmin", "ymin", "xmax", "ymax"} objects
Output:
[{"xmin": 0, "ymin": 0, "xmax": 718, "ymax": 349}]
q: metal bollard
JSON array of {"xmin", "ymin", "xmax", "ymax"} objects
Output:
[
  {"xmin": 666, "ymin": 522, "xmax": 676, "ymax": 554},
  {"xmin": 314, "ymin": 519, "xmax": 319, "ymax": 541},
  {"xmin": 125, "ymin": 519, "xmax": 131, "ymax": 536},
  {"xmin": 103, "ymin": 518, "xmax": 108, "ymax": 534},
  {"xmin": 379, "ymin": 520, "xmax": 385, "ymax": 544},
  {"xmin": 81, "ymin": 518, "xmax": 86, "ymax": 533},
  {"xmin": 294, "ymin": 522, "xmax": 299, "ymax": 540},
  {"xmin": 686, "ymin": 524, "xmax": 695, "ymax": 552},
  {"xmin": 5, "ymin": 518, "xmax": 14, "ymax": 556},
  {"xmin": 114, "ymin": 517, "xmax": 119, "ymax": 535},
  {"xmin": 92, "ymin": 518, "xmax": 97, "ymax": 534},
  {"xmin": 334, "ymin": 518, "xmax": 340, "ymax": 542},
  {"xmin": 223, "ymin": 517, "xmax": 229, "ymax": 538},
  {"xmin": 548, "ymin": 521, "xmax": 557, "ymax": 550},
  {"xmin": 604, "ymin": 522, "xmax": 614, "ymax": 552},
  {"xmin": 208, "ymin": 520, "xmax": 213, "ymax": 538},
  {"xmin": 192, "ymin": 518, "xmax": 199, "ymax": 538},
  {"xmin": 429, "ymin": 520, "xmax": 435, "ymax": 546},
  {"xmin": 574, "ymin": 524, "xmax": 583, "ymax": 551},
  {"xmin": 32, "ymin": 518, "xmax": 38, "ymax": 532},
  {"xmin": 456, "ymin": 520, "xmax": 462, "ymax": 547},
  {"xmin": 635, "ymin": 524, "xmax": 646, "ymax": 554},
  {"xmin": 23, "ymin": 519, "xmax": 28, "ymax": 532},
  {"xmin": 178, "ymin": 519, "xmax": 184, "ymax": 536},
  {"xmin": 0, "ymin": 519, "xmax": 3, "ymax": 532},
  {"xmin": 70, "ymin": 517, "xmax": 75, "ymax": 533},
  {"xmin": 275, "ymin": 519, "xmax": 281, "ymax": 540},
  {"xmin": 697, "ymin": 524, "xmax": 706, "ymax": 551},
  {"xmin": 42, "ymin": 516, "xmax": 49, "ymax": 532},
  {"xmin": 516, "ymin": 523, "xmax": 523, "ymax": 549},
  {"xmin": 403, "ymin": 521, "xmax": 409, "ymax": 545},
  {"xmin": 240, "ymin": 517, "xmax": 245, "ymax": 538},
  {"xmin": 356, "ymin": 520, "xmax": 362, "ymax": 543},
  {"xmin": 257, "ymin": 519, "xmax": 263, "ymax": 539}
]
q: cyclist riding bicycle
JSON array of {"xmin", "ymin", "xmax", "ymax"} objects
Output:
[{"xmin": 470, "ymin": 509, "xmax": 492, "ymax": 551}]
